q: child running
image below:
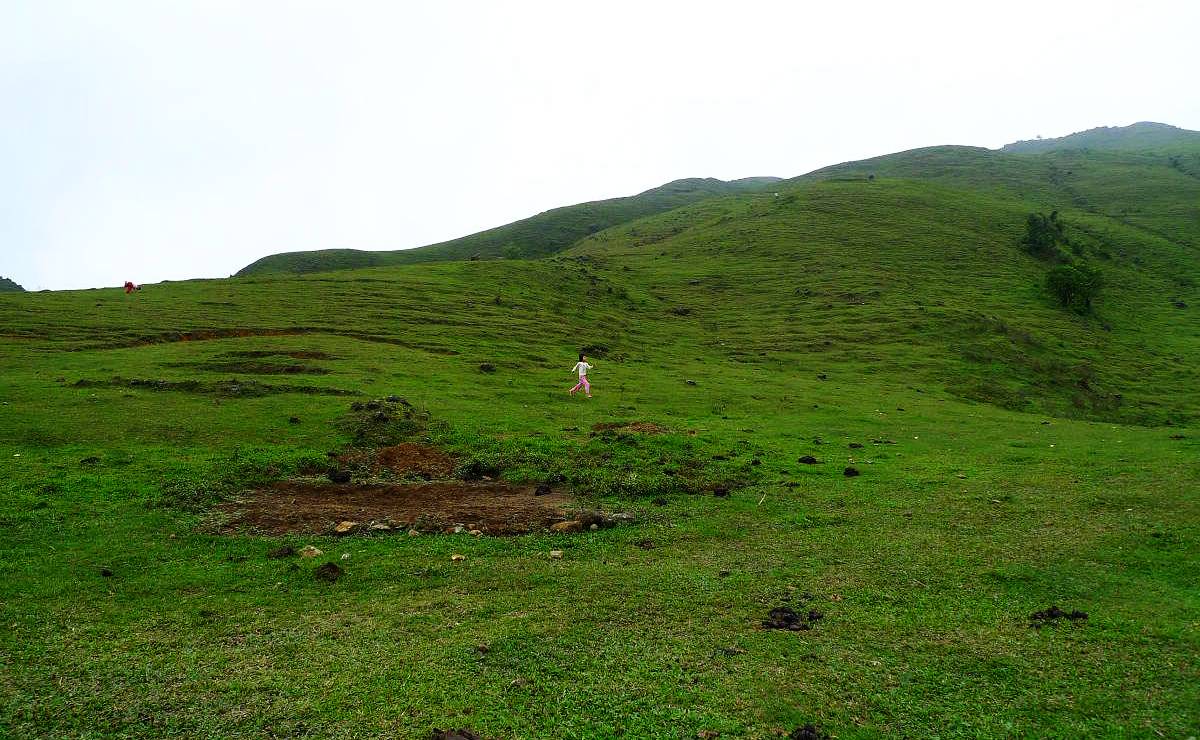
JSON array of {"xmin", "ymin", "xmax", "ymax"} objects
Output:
[{"xmin": 569, "ymin": 353, "xmax": 593, "ymax": 398}]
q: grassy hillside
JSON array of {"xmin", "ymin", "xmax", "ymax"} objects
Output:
[
  {"xmin": 1002, "ymin": 121, "xmax": 1200, "ymax": 154},
  {"xmin": 2, "ymin": 150, "xmax": 1198, "ymax": 736},
  {"xmin": 236, "ymin": 176, "xmax": 780, "ymax": 276},
  {"xmin": 0, "ymin": 276, "xmax": 24, "ymax": 292}
]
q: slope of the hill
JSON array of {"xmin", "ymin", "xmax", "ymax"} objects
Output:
[
  {"xmin": 0, "ymin": 277, "xmax": 24, "ymax": 292},
  {"xmin": 569, "ymin": 177, "xmax": 1199, "ymax": 425},
  {"xmin": 801, "ymin": 140, "xmax": 1200, "ymax": 250},
  {"xmin": 1, "ymin": 192, "xmax": 1197, "ymax": 735},
  {"xmin": 235, "ymin": 176, "xmax": 780, "ymax": 276},
  {"xmin": 1002, "ymin": 121, "xmax": 1200, "ymax": 153}
]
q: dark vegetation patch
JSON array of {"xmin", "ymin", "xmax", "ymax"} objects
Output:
[
  {"xmin": 217, "ymin": 481, "xmax": 575, "ymax": 536},
  {"xmin": 223, "ymin": 349, "xmax": 336, "ymax": 360},
  {"xmin": 843, "ymin": 467, "xmax": 860, "ymax": 477},
  {"xmin": 590, "ymin": 421, "xmax": 670, "ymax": 436},
  {"xmin": 788, "ymin": 725, "xmax": 831, "ymax": 740},
  {"xmin": 431, "ymin": 729, "xmax": 482, "ymax": 740},
  {"xmin": 314, "ymin": 562, "xmax": 343, "ymax": 583},
  {"xmin": 73, "ymin": 326, "xmax": 459, "ymax": 355},
  {"xmin": 1030, "ymin": 605, "xmax": 1088, "ymax": 625},
  {"xmin": 72, "ymin": 377, "xmax": 360, "ymax": 397},
  {"xmin": 342, "ymin": 397, "xmax": 430, "ymax": 446},
  {"xmin": 166, "ymin": 360, "xmax": 330, "ymax": 375},
  {"xmin": 762, "ymin": 606, "xmax": 825, "ymax": 631},
  {"xmin": 267, "ymin": 545, "xmax": 296, "ymax": 559}
]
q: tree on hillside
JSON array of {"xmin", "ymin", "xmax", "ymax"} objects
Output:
[
  {"xmin": 1046, "ymin": 263, "xmax": 1103, "ymax": 314},
  {"xmin": 1020, "ymin": 211, "xmax": 1067, "ymax": 260}
]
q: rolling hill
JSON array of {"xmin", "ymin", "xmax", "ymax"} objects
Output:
[
  {"xmin": 1, "ymin": 122, "xmax": 1198, "ymax": 736},
  {"xmin": 0, "ymin": 277, "xmax": 24, "ymax": 292},
  {"xmin": 235, "ymin": 176, "xmax": 781, "ymax": 276}
]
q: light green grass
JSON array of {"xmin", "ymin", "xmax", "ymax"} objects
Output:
[{"xmin": 1, "ymin": 157, "xmax": 1198, "ymax": 738}]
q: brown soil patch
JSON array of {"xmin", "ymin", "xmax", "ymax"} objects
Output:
[
  {"xmin": 218, "ymin": 481, "xmax": 571, "ymax": 535},
  {"xmin": 336, "ymin": 443, "xmax": 455, "ymax": 480},
  {"xmin": 590, "ymin": 421, "xmax": 669, "ymax": 435}
]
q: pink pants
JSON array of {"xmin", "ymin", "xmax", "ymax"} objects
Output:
[{"xmin": 570, "ymin": 375, "xmax": 591, "ymax": 395}]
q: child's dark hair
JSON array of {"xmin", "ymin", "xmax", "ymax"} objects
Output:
[{"xmin": 578, "ymin": 353, "xmax": 585, "ymax": 361}]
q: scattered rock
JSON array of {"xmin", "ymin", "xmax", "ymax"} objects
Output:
[
  {"xmin": 1172, "ymin": 300, "xmax": 1187, "ymax": 309},
  {"xmin": 327, "ymin": 469, "xmax": 351, "ymax": 484},
  {"xmin": 333, "ymin": 521, "xmax": 358, "ymax": 535},
  {"xmin": 470, "ymin": 529, "xmax": 483, "ymax": 537},
  {"xmin": 1169, "ymin": 434, "xmax": 1185, "ymax": 440},
  {"xmin": 762, "ymin": 606, "xmax": 824, "ymax": 631},
  {"xmin": 475, "ymin": 643, "xmax": 490, "ymax": 655},
  {"xmin": 848, "ymin": 442, "xmax": 863, "ymax": 449},
  {"xmin": 288, "ymin": 416, "xmax": 301, "ymax": 425},
  {"xmin": 534, "ymin": 483, "xmax": 552, "ymax": 496},
  {"xmin": 79, "ymin": 456, "xmax": 100, "ymax": 467},
  {"xmin": 408, "ymin": 529, "xmax": 421, "ymax": 536},
  {"xmin": 370, "ymin": 523, "xmax": 391, "ymax": 531},
  {"xmin": 697, "ymin": 731, "xmax": 719, "ymax": 739},
  {"xmin": 99, "ymin": 567, "xmax": 114, "ymax": 578},
  {"xmin": 685, "ymin": 379, "xmax": 697, "ymax": 386},
  {"xmin": 1030, "ymin": 605, "xmax": 1088, "ymax": 625},
  {"xmin": 816, "ymin": 373, "xmax": 828, "ymax": 380},
  {"xmin": 478, "ymin": 363, "xmax": 497, "ymax": 373},
  {"xmin": 798, "ymin": 455, "xmax": 818, "ymax": 465},
  {"xmin": 450, "ymin": 554, "xmax": 466, "ymax": 562},
  {"xmin": 314, "ymin": 562, "xmax": 343, "ymax": 583},
  {"xmin": 872, "ymin": 439, "xmax": 895, "ymax": 445},
  {"xmin": 267, "ymin": 546, "xmax": 296, "ymax": 559},
  {"xmin": 843, "ymin": 467, "xmax": 860, "ymax": 477},
  {"xmin": 298, "ymin": 545, "xmax": 323, "ymax": 558},
  {"xmin": 549, "ymin": 550, "xmax": 564, "ymax": 559},
  {"xmin": 551, "ymin": 520, "xmax": 583, "ymax": 534}
]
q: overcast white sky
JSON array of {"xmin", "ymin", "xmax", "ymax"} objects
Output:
[{"xmin": 2, "ymin": 1, "xmax": 1198, "ymax": 290}]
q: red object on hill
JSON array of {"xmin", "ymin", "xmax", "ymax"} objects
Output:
[{"xmin": 124, "ymin": 281, "xmax": 136, "ymax": 294}]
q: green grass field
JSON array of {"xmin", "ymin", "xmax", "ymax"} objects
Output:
[{"xmin": 1, "ymin": 127, "xmax": 1198, "ymax": 738}]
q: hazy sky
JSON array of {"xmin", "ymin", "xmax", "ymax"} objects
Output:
[{"xmin": 2, "ymin": 1, "xmax": 1198, "ymax": 290}]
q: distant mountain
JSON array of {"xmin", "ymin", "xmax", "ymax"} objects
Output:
[
  {"xmin": 236, "ymin": 176, "xmax": 781, "ymax": 276},
  {"xmin": 0, "ymin": 277, "xmax": 24, "ymax": 292},
  {"xmin": 1001, "ymin": 121, "xmax": 1200, "ymax": 153}
]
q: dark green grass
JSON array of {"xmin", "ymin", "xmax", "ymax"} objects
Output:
[{"xmin": 1, "ymin": 174, "xmax": 1198, "ymax": 737}]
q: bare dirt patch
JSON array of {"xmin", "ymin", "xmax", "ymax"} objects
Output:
[
  {"xmin": 590, "ymin": 421, "xmax": 669, "ymax": 435},
  {"xmin": 337, "ymin": 442, "xmax": 456, "ymax": 480},
  {"xmin": 218, "ymin": 480, "xmax": 573, "ymax": 535}
]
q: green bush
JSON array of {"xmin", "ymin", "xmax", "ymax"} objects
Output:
[
  {"xmin": 1021, "ymin": 211, "xmax": 1067, "ymax": 260},
  {"xmin": 1046, "ymin": 263, "xmax": 1103, "ymax": 314}
]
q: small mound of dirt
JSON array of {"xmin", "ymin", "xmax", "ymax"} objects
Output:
[
  {"xmin": 375, "ymin": 443, "xmax": 455, "ymax": 479},
  {"xmin": 798, "ymin": 455, "xmax": 818, "ymax": 465},
  {"xmin": 219, "ymin": 481, "xmax": 573, "ymax": 536},
  {"xmin": 591, "ymin": 421, "xmax": 669, "ymax": 435},
  {"xmin": 314, "ymin": 562, "xmax": 343, "ymax": 583},
  {"xmin": 267, "ymin": 545, "xmax": 296, "ymax": 559},
  {"xmin": 843, "ymin": 467, "xmax": 860, "ymax": 477},
  {"xmin": 762, "ymin": 606, "xmax": 824, "ymax": 631},
  {"xmin": 1030, "ymin": 605, "xmax": 1088, "ymax": 625}
]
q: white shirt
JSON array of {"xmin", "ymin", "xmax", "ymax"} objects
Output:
[{"xmin": 573, "ymin": 361, "xmax": 592, "ymax": 377}]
